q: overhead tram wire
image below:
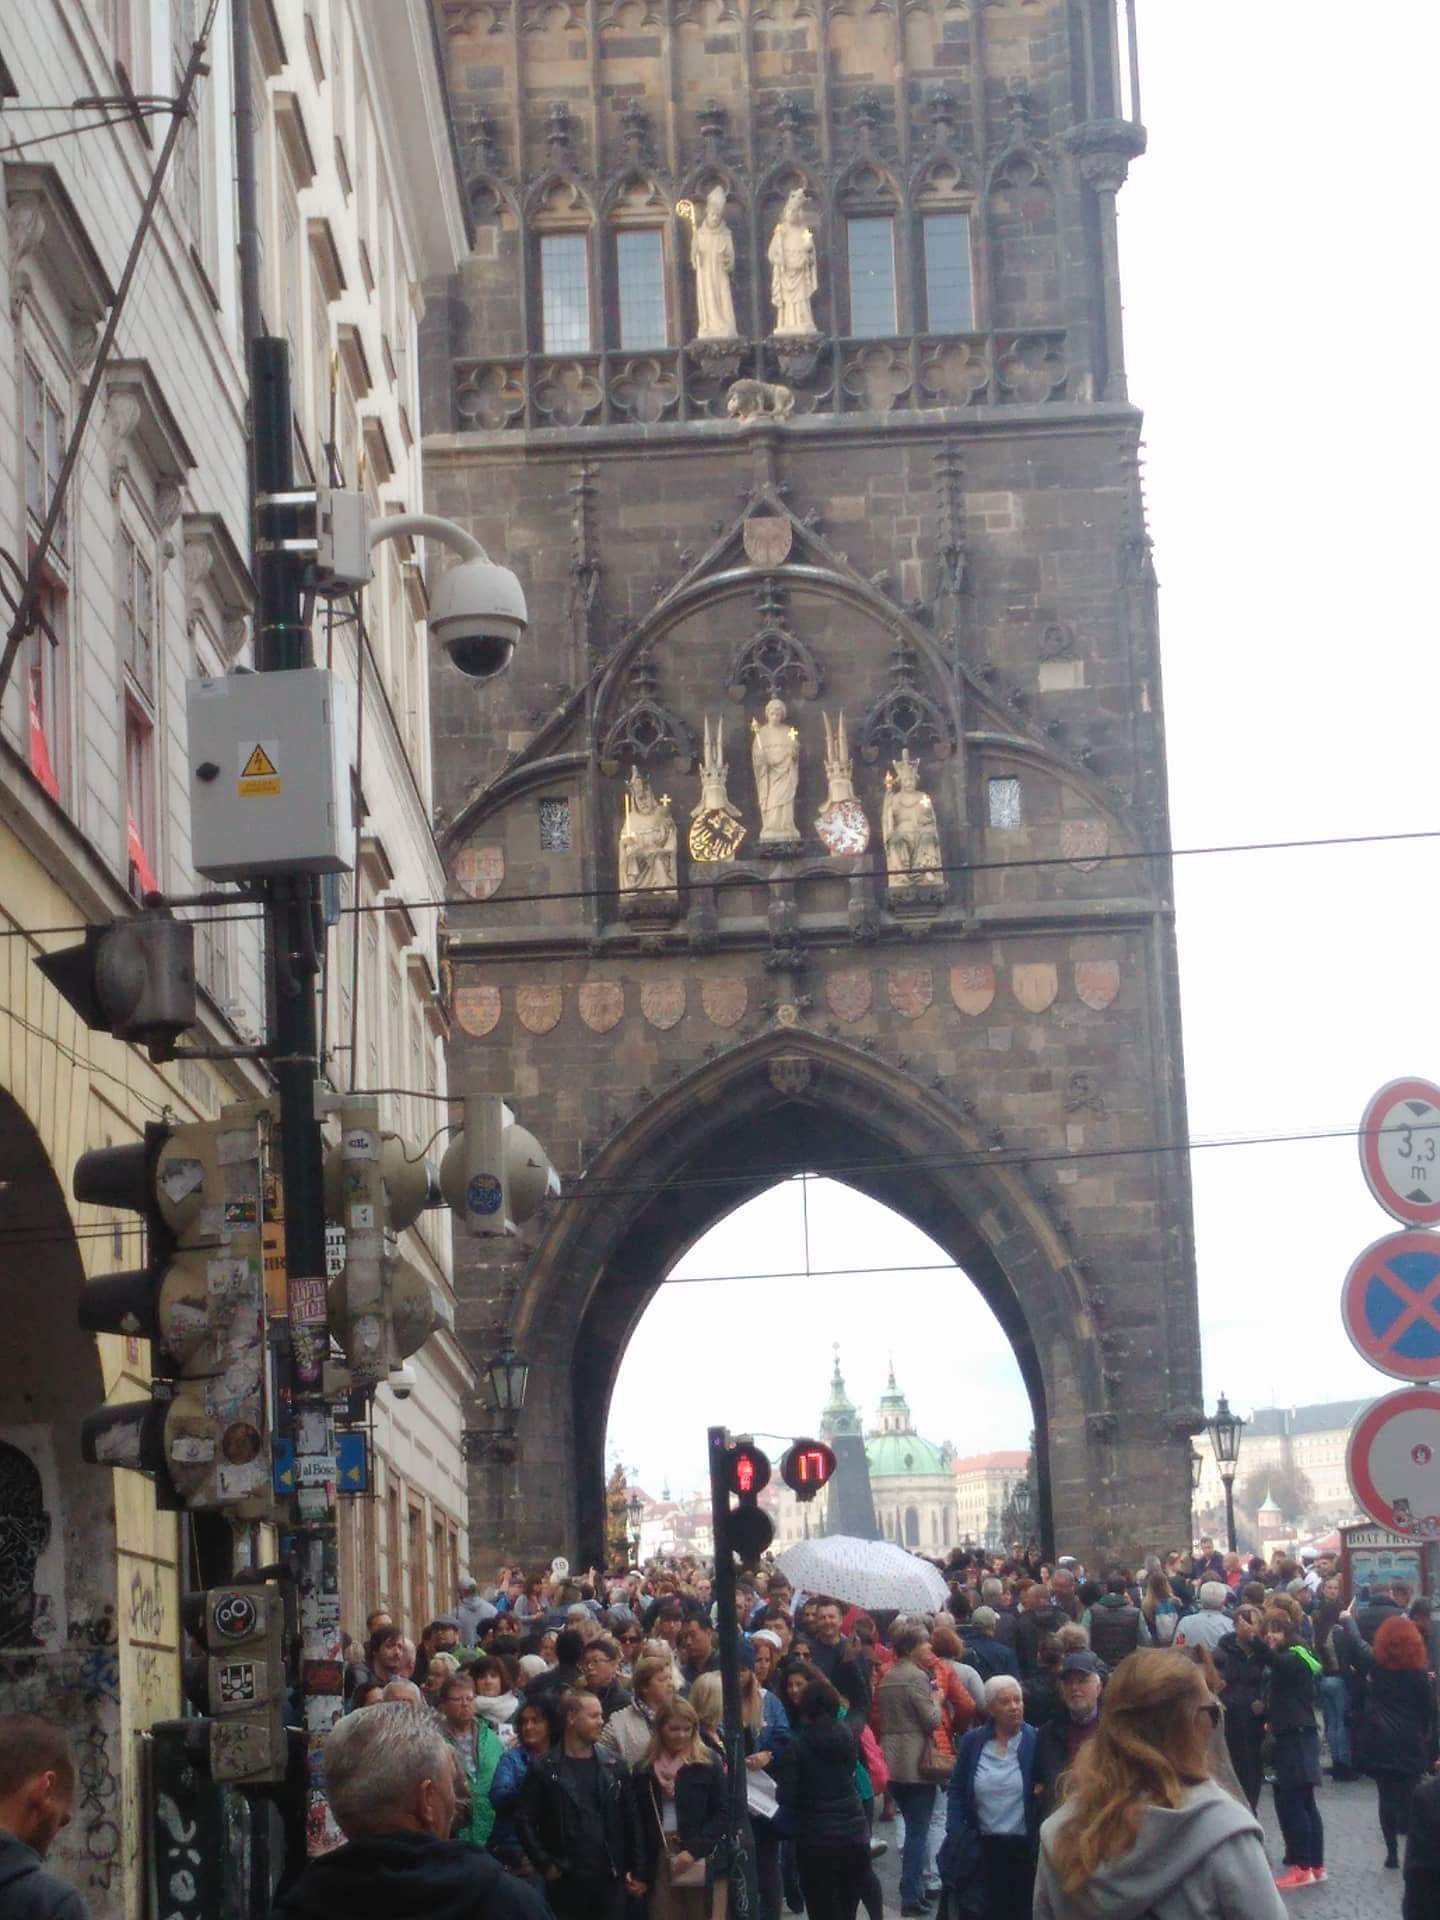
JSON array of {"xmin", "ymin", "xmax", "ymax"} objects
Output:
[
  {"xmin": 0, "ymin": 1115, "xmax": 1435, "ymax": 1252},
  {"xmin": 1, "ymin": 823, "xmax": 1438, "ymax": 942}
]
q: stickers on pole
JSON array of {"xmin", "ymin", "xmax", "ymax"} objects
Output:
[
  {"xmin": 1347, "ymin": 1387, "xmax": 1440, "ymax": 1536},
  {"xmin": 1359, "ymin": 1078, "xmax": 1440, "ymax": 1226},
  {"xmin": 1341, "ymin": 1230, "xmax": 1440, "ymax": 1382}
]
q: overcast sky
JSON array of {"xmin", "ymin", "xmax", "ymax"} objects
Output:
[{"xmin": 608, "ymin": 4, "xmax": 1440, "ymax": 1503}]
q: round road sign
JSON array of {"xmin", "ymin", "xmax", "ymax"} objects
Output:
[
  {"xmin": 1360, "ymin": 1078, "xmax": 1440, "ymax": 1226},
  {"xmin": 1342, "ymin": 1229, "xmax": 1440, "ymax": 1381},
  {"xmin": 1346, "ymin": 1387, "xmax": 1440, "ymax": 1537}
]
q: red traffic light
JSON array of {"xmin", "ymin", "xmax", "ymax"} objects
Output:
[
  {"xmin": 723, "ymin": 1440, "xmax": 771, "ymax": 1499},
  {"xmin": 780, "ymin": 1437, "xmax": 838, "ymax": 1502}
]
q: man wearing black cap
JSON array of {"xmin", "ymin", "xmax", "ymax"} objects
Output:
[{"xmin": 1034, "ymin": 1651, "xmax": 1105, "ymax": 1821}]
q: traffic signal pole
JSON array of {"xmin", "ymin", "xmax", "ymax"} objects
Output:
[
  {"xmin": 252, "ymin": 336, "xmax": 343, "ymax": 1852},
  {"xmin": 707, "ymin": 1427, "xmax": 759, "ymax": 1920}
]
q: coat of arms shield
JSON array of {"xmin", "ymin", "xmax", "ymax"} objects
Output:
[{"xmin": 742, "ymin": 515, "xmax": 793, "ymax": 568}]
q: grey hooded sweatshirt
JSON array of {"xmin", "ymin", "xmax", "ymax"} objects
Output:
[{"xmin": 1032, "ymin": 1780, "xmax": 1287, "ymax": 1920}]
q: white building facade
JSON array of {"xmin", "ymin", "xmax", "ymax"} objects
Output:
[{"xmin": 0, "ymin": 6, "xmax": 473, "ymax": 1909}]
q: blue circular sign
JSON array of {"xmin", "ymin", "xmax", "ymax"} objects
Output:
[
  {"xmin": 467, "ymin": 1173, "xmax": 503, "ymax": 1216},
  {"xmin": 1343, "ymin": 1230, "xmax": 1440, "ymax": 1382}
]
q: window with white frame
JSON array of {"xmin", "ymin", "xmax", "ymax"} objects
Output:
[
  {"xmin": 119, "ymin": 515, "xmax": 160, "ymax": 894},
  {"xmin": 119, "ymin": 525, "xmax": 156, "ymax": 701},
  {"xmin": 22, "ymin": 349, "xmax": 71, "ymax": 801}
]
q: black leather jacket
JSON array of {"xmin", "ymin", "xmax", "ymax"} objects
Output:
[
  {"xmin": 514, "ymin": 1745, "xmax": 643, "ymax": 1882},
  {"xmin": 638, "ymin": 1753, "xmax": 727, "ymax": 1884}
]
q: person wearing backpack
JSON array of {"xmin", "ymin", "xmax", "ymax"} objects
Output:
[{"xmin": 1141, "ymin": 1571, "xmax": 1183, "ymax": 1649}]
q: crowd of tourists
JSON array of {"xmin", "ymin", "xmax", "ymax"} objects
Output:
[
  {"xmin": 3, "ymin": 1539, "xmax": 1440, "ymax": 1920},
  {"xmin": 299, "ymin": 1537, "xmax": 1440, "ymax": 1920}
]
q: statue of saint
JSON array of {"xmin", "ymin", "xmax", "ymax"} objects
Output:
[
  {"xmin": 620, "ymin": 767, "xmax": 678, "ymax": 894},
  {"xmin": 688, "ymin": 185, "xmax": 737, "ymax": 340},
  {"xmin": 767, "ymin": 189, "xmax": 818, "ymax": 337},
  {"xmin": 751, "ymin": 697, "xmax": 801, "ymax": 845},
  {"xmin": 882, "ymin": 751, "xmax": 944, "ymax": 891}
]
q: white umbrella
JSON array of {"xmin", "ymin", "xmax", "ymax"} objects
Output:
[{"xmin": 774, "ymin": 1535, "xmax": 949, "ymax": 1614}]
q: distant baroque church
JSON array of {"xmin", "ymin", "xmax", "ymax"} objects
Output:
[{"xmin": 771, "ymin": 1352, "xmax": 955, "ymax": 1553}]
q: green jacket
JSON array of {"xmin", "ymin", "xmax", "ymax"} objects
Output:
[{"xmin": 451, "ymin": 1718, "xmax": 505, "ymax": 1848}]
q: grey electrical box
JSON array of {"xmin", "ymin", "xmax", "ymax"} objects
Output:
[{"xmin": 187, "ymin": 669, "xmax": 355, "ymax": 880}]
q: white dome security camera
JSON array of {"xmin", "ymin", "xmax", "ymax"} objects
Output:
[
  {"xmin": 367, "ymin": 513, "xmax": 527, "ymax": 683},
  {"xmin": 429, "ymin": 552, "xmax": 528, "ymax": 681},
  {"xmin": 388, "ymin": 1361, "xmax": 418, "ymax": 1400}
]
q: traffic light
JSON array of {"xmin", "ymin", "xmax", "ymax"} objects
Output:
[
  {"xmin": 722, "ymin": 1438, "xmax": 774, "ymax": 1566},
  {"xmin": 324, "ymin": 1101, "xmax": 451, "ymax": 1385},
  {"xmin": 76, "ymin": 1108, "xmax": 273, "ymax": 1516},
  {"xmin": 36, "ymin": 916, "xmax": 196, "ymax": 1058},
  {"xmin": 779, "ymin": 1437, "xmax": 837, "ymax": 1503},
  {"xmin": 180, "ymin": 1583, "xmax": 288, "ymax": 1785},
  {"xmin": 438, "ymin": 1090, "xmax": 558, "ymax": 1237}
]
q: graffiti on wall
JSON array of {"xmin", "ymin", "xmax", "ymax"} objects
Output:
[{"xmin": 0, "ymin": 1425, "xmax": 69, "ymax": 1649}]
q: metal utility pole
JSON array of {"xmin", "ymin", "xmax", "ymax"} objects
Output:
[
  {"xmin": 252, "ymin": 336, "xmax": 342, "ymax": 1851},
  {"xmin": 707, "ymin": 1427, "xmax": 760, "ymax": 1920}
]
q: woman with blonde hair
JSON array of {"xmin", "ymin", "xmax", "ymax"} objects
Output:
[
  {"xmin": 602, "ymin": 1652, "xmax": 675, "ymax": 1766},
  {"xmin": 1033, "ymin": 1649, "xmax": 1285, "ymax": 1919},
  {"xmin": 636, "ymin": 1695, "xmax": 726, "ymax": 1919}
]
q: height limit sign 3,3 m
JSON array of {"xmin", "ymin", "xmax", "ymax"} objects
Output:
[{"xmin": 1359, "ymin": 1078, "xmax": 1440, "ymax": 1227}]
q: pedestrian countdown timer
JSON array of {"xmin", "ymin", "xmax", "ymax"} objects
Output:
[
  {"xmin": 1342, "ymin": 1230, "xmax": 1440, "ymax": 1382},
  {"xmin": 780, "ymin": 1437, "xmax": 838, "ymax": 1503}
]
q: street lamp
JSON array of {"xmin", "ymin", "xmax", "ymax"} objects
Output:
[
  {"xmin": 626, "ymin": 1489, "xmax": 644, "ymax": 1561},
  {"xmin": 1190, "ymin": 1449, "xmax": 1204, "ymax": 1493},
  {"xmin": 1207, "ymin": 1392, "xmax": 1246, "ymax": 1555},
  {"xmin": 1010, "ymin": 1475, "xmax": 1034, "ymax": 1554},
  {"xmin": 463, "ymin": 1341, "xmax": 530, "ymax": 1461}
]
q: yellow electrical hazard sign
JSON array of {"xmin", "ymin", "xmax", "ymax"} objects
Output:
[{"xmin": 238, "ymin": 741, "xmax": 281, "ymax": 796}]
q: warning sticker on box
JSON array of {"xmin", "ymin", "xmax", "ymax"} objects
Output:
[{"xmin": 238, "ymin": 741, "xmax": 281, "ymax": 797}]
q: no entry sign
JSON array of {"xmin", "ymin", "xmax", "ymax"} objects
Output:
[
  {"xmin": 1342, "ymin": 1230, "xmax": 1440, "ymax": 1381},
  {"xmin": 1359, "ymin": 1078, "xmax": 1440, "ymax": 1226},
  {"xmin": 1347, "ymin": 1387, "xmax": 1440, "ymax": 1537}
]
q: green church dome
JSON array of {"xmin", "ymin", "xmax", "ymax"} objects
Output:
[{"xmin": 866, "ymin": 1430, "xmax": 950, "ymax": 1479}]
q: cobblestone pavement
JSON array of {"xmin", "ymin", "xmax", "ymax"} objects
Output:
[{"xmin": 872, "ymin": 1772, "xmax": 1405, "ymax": 1917}]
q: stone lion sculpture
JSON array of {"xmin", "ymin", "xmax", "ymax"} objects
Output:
[{"xmin": 726, "ymin": 378, "xmax": 796, "ymax": 422}]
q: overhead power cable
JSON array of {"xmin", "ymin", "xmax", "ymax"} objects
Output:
[
  {"xmin": 0, "ymin": 1116, "xmax": 1430, "ymax": 1251},
  {"xmin": 0, "ymin": 823, "xmax": 1435, "ymax": 943}
]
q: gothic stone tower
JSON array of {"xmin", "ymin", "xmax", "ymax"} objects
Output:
[{"xmin": 424, "ymin": 0, "xmax": 1202, "ymax": 1570}]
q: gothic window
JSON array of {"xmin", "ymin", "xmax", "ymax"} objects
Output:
[
  {"xmin": 541, "ymin": 233, "xmax": 592, "ymax": 352},
  {"xmin": 922, "ymin": 213, "xmax": 975, "ymax": 333},
  {"xmin": 846, "ymin": 216, "xmax": 897, "ymax": 338},
  {"xmin": 988, "ymin": 776, "xmax": 1023, "ymax": 830},
  {"xmin": 616, "ymin": 229, "xmax": 667, "ymax": 349}
]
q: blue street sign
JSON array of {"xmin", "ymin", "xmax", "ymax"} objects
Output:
[
  {"xmin": 336, "ymin": 1430, "xmax": 368, "ymax": 1493},
  {"xmin": 272, "ymin": 1437, "xmax": 297, "ymax": 1497}
]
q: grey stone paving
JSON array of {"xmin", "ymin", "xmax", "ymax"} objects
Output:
[{"xmin": 872, "ymin": 1772, "xmax": 1405, "ymax": 1918}]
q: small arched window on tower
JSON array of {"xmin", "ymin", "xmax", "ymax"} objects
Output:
[
  {"xmin": 533, "ymin": 178, "xmax": 597, "ymax": 354},
  {"xmin": 609, "ymin": 177, "xmax": 671, "ymax": 350},
  {"xmin": 915, "ymin": 160, "xmax": 977, "ymax": 335},
  {"xmin": 840, "ymin": 163, "xmax": 900, "ymax": 338}
]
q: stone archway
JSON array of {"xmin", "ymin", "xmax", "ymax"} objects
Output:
[
  {"xmin": 0, "ymin": 1090, "xmax": 125, "ymax": 1914},
  {"xmin": 489, "ymin": 1030, "xmax": 1188, "ymax": 1571}
]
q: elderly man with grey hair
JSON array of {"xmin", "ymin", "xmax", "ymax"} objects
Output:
[
  {"xmin": 270, "ymin": 1702, "xmax": 548, "ymax": 1919},
  {"xmin": 1174, "ymin": 1581, "xmax": 1234, "ymax": 1652}
]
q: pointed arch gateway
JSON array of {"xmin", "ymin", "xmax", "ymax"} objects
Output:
[{"xmin": 507, "ymin": 1028, "xmax": 1110, "ymax": 1567}]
